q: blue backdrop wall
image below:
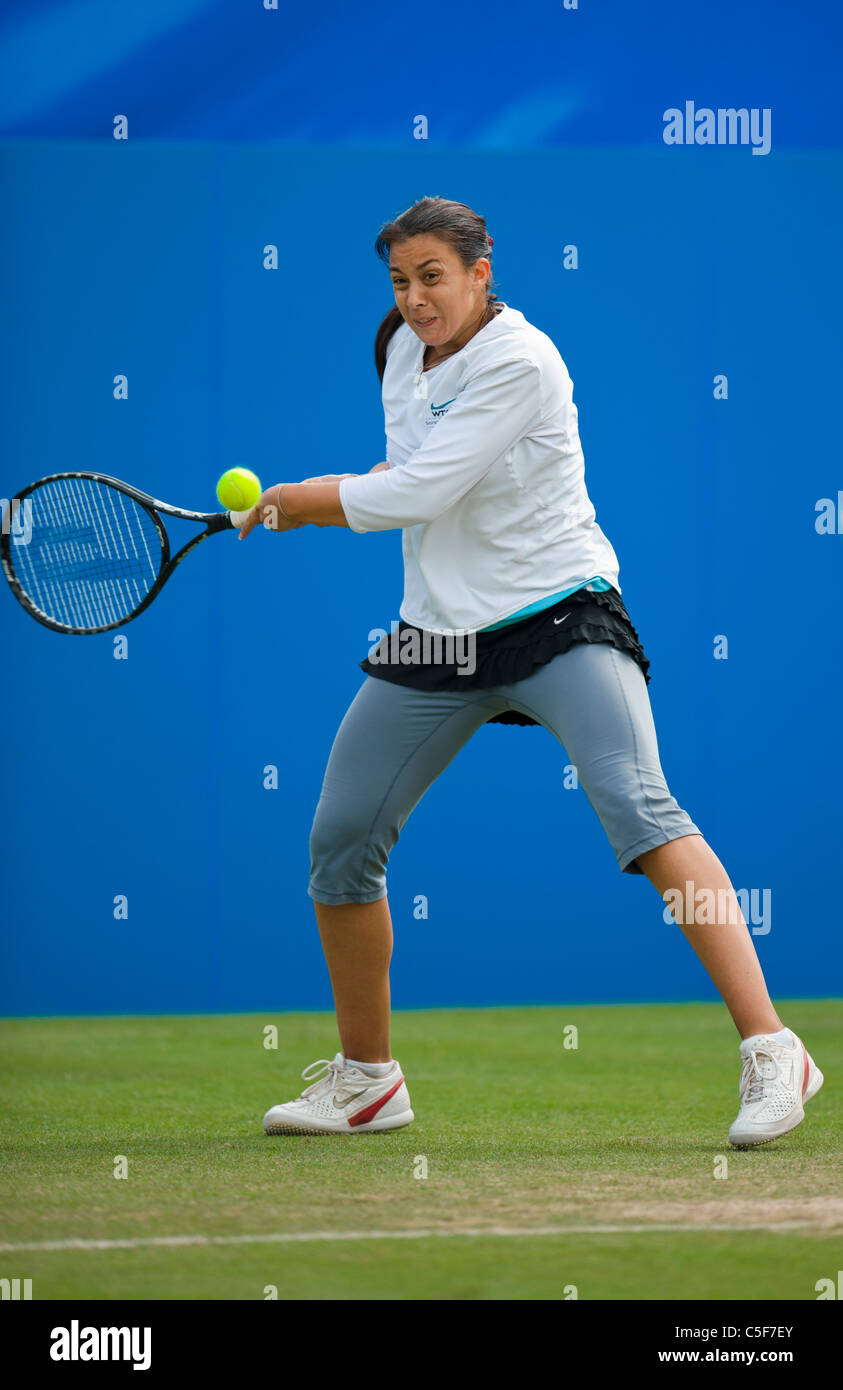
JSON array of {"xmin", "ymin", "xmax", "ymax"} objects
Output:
[{"xmin": 1, "ymin": 2, "xmax": 841, "ymax": 1016}]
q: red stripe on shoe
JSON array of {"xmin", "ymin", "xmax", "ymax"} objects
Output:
[
  {"xmin": 348, "ymin": 1075, "xmax": 404, "ymax": 1127},
  {"xmin": 800, "ymin": 1041, "xmax": 810, "ymax": 1098}
]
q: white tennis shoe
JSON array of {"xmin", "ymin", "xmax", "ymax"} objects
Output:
[
  {"xmin": 729, "ymin": 1027, "xmax": 824, "ymax": 1149},
  {"xmin": 262, "ymin": 1052, "xmax": 415, "ymax": 1136}
]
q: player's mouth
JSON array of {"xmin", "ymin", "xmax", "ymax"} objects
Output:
[{"xmin": 415, "ymin": 316, "xmax": 437, "ymax": 327}]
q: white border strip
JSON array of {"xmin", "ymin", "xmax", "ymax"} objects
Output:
[{"xmin": 0, "ymin": 1221, "xmax": 835, "ymax": 1253}]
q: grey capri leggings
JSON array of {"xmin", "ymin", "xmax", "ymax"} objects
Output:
[{"xmin": 308, "ymin": 642, "xmax": 702, "ymax": 905}]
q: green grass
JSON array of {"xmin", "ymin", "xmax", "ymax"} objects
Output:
[{"xmin": 0, "ymin": 1002, "xmax": 840, "ymax": 1300}]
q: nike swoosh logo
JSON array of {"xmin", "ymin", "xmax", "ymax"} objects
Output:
[
  {"xmin": 332, "ymin": 1089, "xmax": 369, "ymax": 1109},
  {"xmin": 348, "ymin": 1075, "xmax": 405, "ymax": 1127},
  {"xmin": 553, "ymin": 613, "xmax": 571, "ymax": 625},
  {"xmin": 430, "ymin": 398, "xmax": 456, "ymax": 411}
]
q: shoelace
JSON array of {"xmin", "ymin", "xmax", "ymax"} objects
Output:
[
  {"xmin": 740, "ymin": 1047, "xmax": 782, "ymax": 1104},
  {"xmin": 298, "ymin": 1057, "xmax": 364, "ymax": 1102}
]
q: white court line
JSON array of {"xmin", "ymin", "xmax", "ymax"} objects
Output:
[{"xmin": 0, "ymin": 1220, "xmax": 834, "ymax": 1253}]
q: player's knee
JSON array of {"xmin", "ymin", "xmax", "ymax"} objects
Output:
[
  {"xmin": 308, "ymin": 796, "xmax": 394, "ymax": 903},
  {"xmin": 579, "ymin": 757, "xmax": 696, "ymax": 872},
  {"xmin": 309, "ymin": 795, "xmax": 371, "ymax": 865}
]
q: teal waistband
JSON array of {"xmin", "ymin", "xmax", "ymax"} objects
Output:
[{"xmin": 478, "ymin": 578, "xmax": 614, "ymax": 632}]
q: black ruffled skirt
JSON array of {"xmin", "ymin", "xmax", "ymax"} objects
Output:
[{"xmin": 359, "ymin": 585, "xmax": 651, "ymax": 726}]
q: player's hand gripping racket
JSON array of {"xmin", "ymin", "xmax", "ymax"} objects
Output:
[{"xmin": 0, "ymin": 471, "xmax": 253, "ymax": 635}]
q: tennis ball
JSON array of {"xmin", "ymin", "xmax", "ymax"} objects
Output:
[{"xmin": 216, "ymin": 467, "xmax": 262, "ymax": 511}]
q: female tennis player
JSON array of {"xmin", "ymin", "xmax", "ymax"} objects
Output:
[{"xmin": 240, "ymin": 197, "xmax": 823, "ymax": 1149}]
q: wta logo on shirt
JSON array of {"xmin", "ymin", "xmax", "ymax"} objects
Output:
[{"xmin": 426, "ymin": 396, "xmax": 456, "ymax": 427}]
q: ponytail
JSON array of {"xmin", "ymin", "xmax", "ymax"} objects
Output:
[{"xmin": 374, "ymin": 306, "xmax": 406, "ymax": 384}]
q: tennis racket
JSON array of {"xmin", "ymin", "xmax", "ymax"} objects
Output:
[{"xmin": 0, "ymin": 471, "xmax": 254, "ymax": 635}]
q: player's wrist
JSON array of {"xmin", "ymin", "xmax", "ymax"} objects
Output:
[
  {"xmin": 261, "ymin": 483, "xmax": 303, "ymax": 530},
  {"xmin": 275, "ymin": 483, "xmax": 293, "ymax": 520}
]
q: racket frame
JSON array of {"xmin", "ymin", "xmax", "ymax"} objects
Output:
[{"xmin": 1, "ymin": 470, "xmax": 243, "ymax": 636}]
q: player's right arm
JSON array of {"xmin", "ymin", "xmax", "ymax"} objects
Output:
[{"xmin": 237, "ymin": 463, "xmax": 390, "ymax": 537}]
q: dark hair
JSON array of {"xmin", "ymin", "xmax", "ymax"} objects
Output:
[{"xmin": 373, "ymin": 196, "xmax": 499, "ymax": 383}]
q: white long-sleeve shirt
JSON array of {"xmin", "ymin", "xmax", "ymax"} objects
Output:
[{"xmin": 338, "ymin": 303, "xmax": 621, "ymax": 635}]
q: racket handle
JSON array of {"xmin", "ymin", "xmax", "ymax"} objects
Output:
[{"xmin": 228, "ymin": 508, "xmax": 252, "ymax": 528}]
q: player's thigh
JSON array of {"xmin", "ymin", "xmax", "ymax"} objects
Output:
[
  {"xmin": 309, "ymin": 677, "xmax": 499, "ymax": 899},
  {"xmin": 498, "ymin": 643, "xmax": 700, "ymax": 872}
]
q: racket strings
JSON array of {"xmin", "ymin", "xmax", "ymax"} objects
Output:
[{"xmin": 7, "ymin": 478, "xmax": 164, "ymax": 631}]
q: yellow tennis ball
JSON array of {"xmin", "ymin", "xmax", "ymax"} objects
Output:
[{"xmin": 216, "ymin": 467, "xmax": 262, "ymax": 511}]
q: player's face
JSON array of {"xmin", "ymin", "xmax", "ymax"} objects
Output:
[{"xmin": 388, "ymin": 235, "xmax": 490, "ymax": 349}]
